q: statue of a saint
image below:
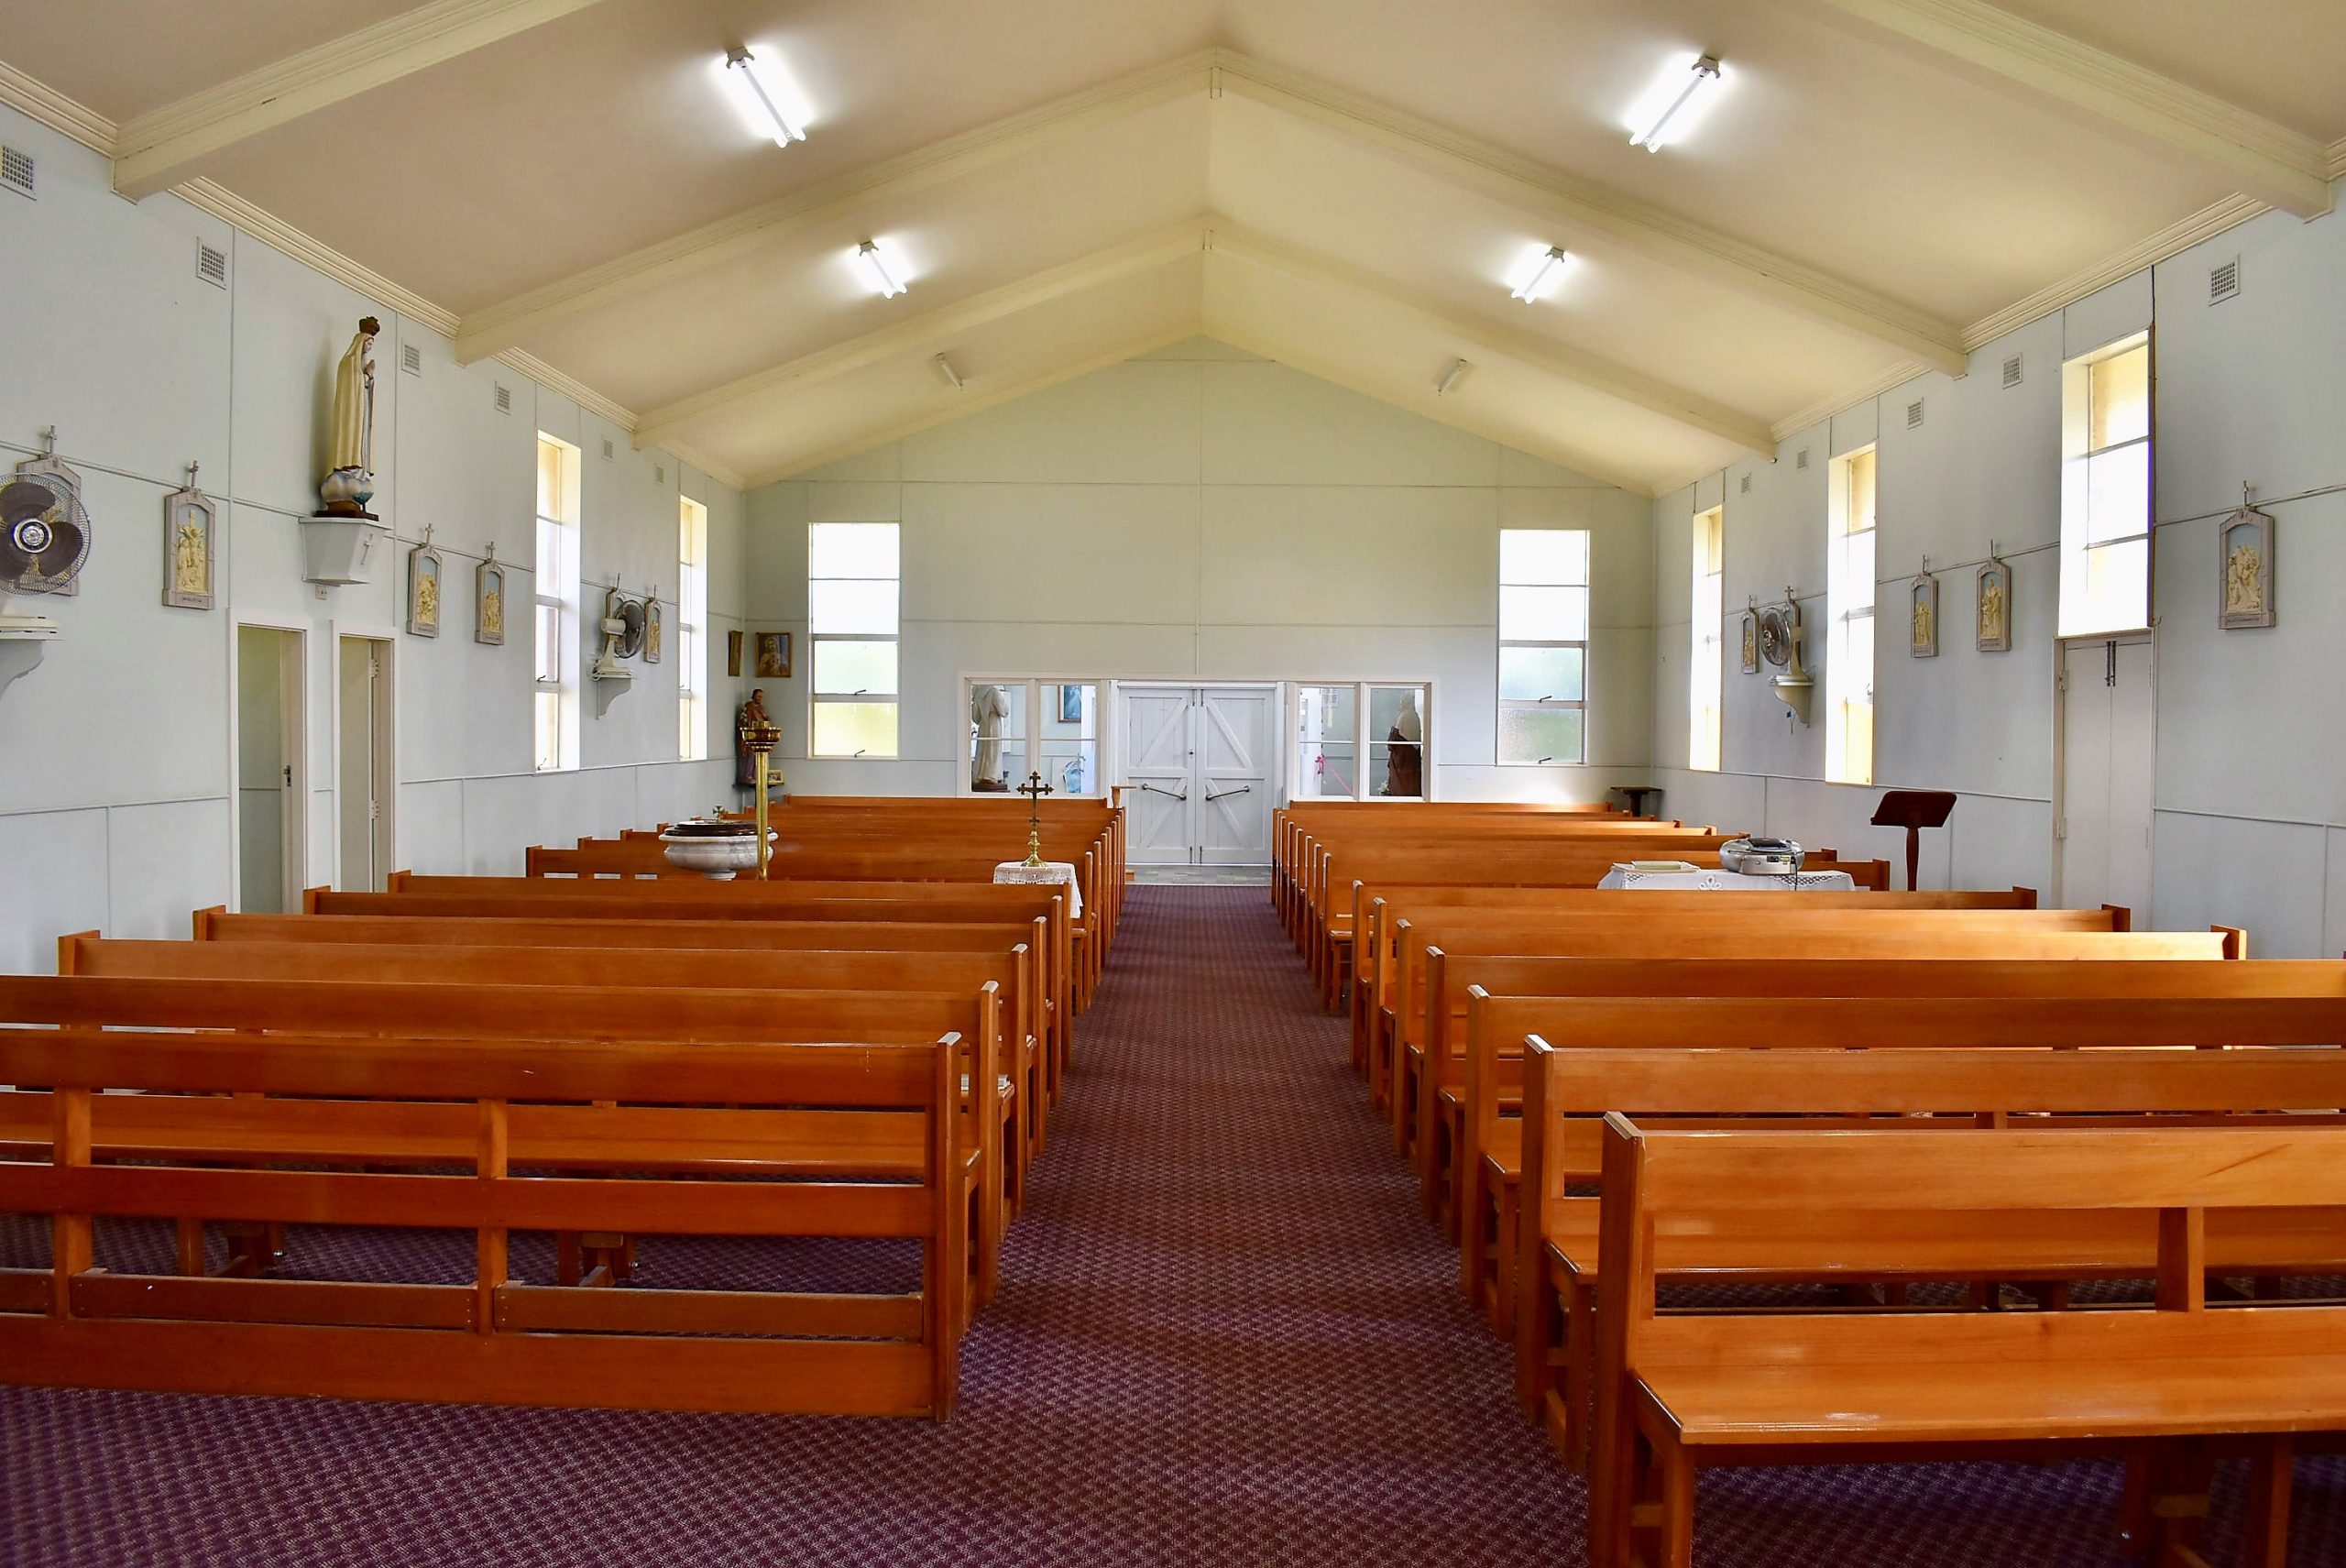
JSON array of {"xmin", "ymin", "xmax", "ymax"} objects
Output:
[
  {"xmin": 736, "ymin": 688, "xmax": 773, "ymax": 789},
  {"xmin": 971, "ymin": 683, "xmax": 1011, "ymax": 790},
  {"xmin": 320, "ymin": 317, "xmax": 381, "ymax": 519},
  {"xmin": 1378, "ymin": 691, "xmax": 1423, "ymax": 797}
]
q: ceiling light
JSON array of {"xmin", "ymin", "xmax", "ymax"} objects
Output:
[
  {"xmin": 1628, "ymin": 53, "xmax": 1724, "ymax": 152},
  {"xmin": 1509, "ymin": 246, "xmax": 1573, "ymax": 303},
  {"xmin": 934, "ymin": 354, "xmax": 963, "ymax": 389},
  {"xmin": 1437, "ymin": 359, "xmax": 1470, "ymax": 397},
  {"xmin": 722, "ymin": 46, "xmax": 806, "ymax": 147},
  {"xmin": 857, "ymin": 240, "xmax": 906, "ymax": 299}
]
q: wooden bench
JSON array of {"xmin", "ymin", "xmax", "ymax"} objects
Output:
[
  {"xmin": 0, "ymin": 1025, "xmax": 970, "ymax": 1418},
  {"xmin": 0, "ymin": 971, "xmax": 1010, "ymax": 1313},
  {"xmin": 61, "ymin": 934, "xmax": 1047, "ymax": 1219},
  {"xmin": 1590, "ymin": 1116, "xmax": 2346, "ymax": 1568}
]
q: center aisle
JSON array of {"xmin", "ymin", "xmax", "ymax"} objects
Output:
[{"xmin": 8, "ymin": 887, "xmax": 2317, "ymax": 1564}]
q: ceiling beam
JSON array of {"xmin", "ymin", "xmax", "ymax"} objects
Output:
[
  {"xmin": 112, "ymin": 0, "xmax": 619, "ymax": 199},
  {"xmin": 455, "ymin": 50, "xmax": 1214, "ymax": 363},
  {"xmin": 1206, "ymin": 225, "xmax": 1778, "ymax": 457},
  {"xmin": 743, "ymin": 326, "xmax": 1202, "ymax": 487},
  {"xmin": 634, "ymin": 223, "xmax": 1205, "ymax": 450},
  {"xmin": 1210, "ymin": 52, "xmax": 1971, "ymax": 376},
  {"xmin": 1807, "ymin": 0, "xmax": 2332, "ymax": 218}
]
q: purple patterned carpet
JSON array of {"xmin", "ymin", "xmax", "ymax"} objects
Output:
[{"xmin": 4, "ymin": 886, "xmax": 2341, "ymax": 1565}]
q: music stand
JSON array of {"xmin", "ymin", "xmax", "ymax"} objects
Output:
[{"xmin": 1870, "ymin": 789, "xmax": 1956, "ymax": 892}]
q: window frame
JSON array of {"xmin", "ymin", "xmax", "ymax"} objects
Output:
[
  {"xmin": 1288, "ymin": 680, "xmax": 1433, "ymax": 802},
  {"xmin": 1496, "ymin": 527, "xmax": 1591, "ymax": 768},
  {"xmin": 959, "ymin": 676, "xmax": 1107, "ymax": 799},
  {"xmin": 677, "ymin": 495, "xmax": 709, "ymax": 762},
  {"xmin": 2058, "ymin": 331, "xmax": 2154, "ymax": 639},
  {"xmin": 1688, "ymin": 505, "xmax": 1725, "ymax": 773},
  {"xmin": 1825, "ymin": 444, "xmax": 1877, "ymax": 787},
  {"xmin": 532, "ymin": 433, "xmax": 581, "ymax": 774},
  {"xmin": 807, "ymin": 521, "xmax": 902, "ymax": 760}
]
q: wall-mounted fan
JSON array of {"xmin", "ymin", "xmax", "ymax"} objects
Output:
[
  {"xmin": 589, "ymin": 587, "xmax": 641, "ymax": 683},
  {"xmin": 2, "ymin": 475, "xmax": 90, "ymax": 596},
  {"xmin": 613, "ymin": 594, "xmax": 647, "ymax": 659},
  {"xmin": 1758, "ymin": 596, "xmax": 1814, "ymax": 726}
]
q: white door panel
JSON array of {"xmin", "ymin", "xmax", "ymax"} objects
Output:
[
  {"xmin": 1118, "ymin": 684, "xmax": 1274, "ymax": 866},
  {"xmin": 2057, "ymin": 638, "xmax": 2153, "ymax": 918},
  {"xmin": 1123, "ymin": 690, "xmax": 1195, "ymax": 865},
  {"xmin": 1198, "ymin": 687, "xmax": 1271, "ymax": 864}
]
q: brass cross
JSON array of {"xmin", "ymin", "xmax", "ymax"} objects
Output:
[{"xmin": 1017, "ymin": 771, "xmax": 1054, "ymax": 867}]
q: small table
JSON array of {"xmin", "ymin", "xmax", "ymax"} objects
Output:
[
  {"xmin": 1595, "ymin": 864, "xmax": 1859, "ymax": 892},
  {"xmin": 994, "ymin": 861, "xmax": 1083, "ymax": 917}
]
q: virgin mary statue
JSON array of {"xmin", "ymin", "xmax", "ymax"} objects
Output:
[{"xmin": 320, "ymin": 317, "xmax": 381, "ymax": 518}]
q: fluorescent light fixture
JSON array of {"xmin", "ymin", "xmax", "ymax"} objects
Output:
[
  {"xmin": 1628, "ymin": 53, "xmax": 1724, "ymax": 152},
  {"xmin": 934, "ymin": 354, "xmax": 963, "ymax": 389},
  {"xmin": 721, "ymin": 45, "xmax": 807, "ymax": 147},
  {"xmin": 857, "ymin": 240, "xmax": 906, "ymax": 299},
  {"xmin": 1437, "ymin": 359, "xmax": 1470, "ymax": 397},
  {"xmin": 1509, "ymin": 245, "xmax": 1573, "ymax": 303}
]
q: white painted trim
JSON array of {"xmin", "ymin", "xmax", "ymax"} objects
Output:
[
  {"xmin": 454, "ymin": 49, "xmax": 1219, "ymax": 362},
  {"xmin": 0, "ymin": 58, "xmax": 113, "ymax": 154},
  {"xmin": 1963, "ymin": 193, "xmax": 2266, "ymax": 348},
  {"xmin": 175, "ymin": 178, "xmax": 459, "ymax": 334},
  {"xmin": 635, "ymin": 223, "xmax": 1208, "ymax": 450},
  {"xmin": 745, "ymin": 325, "xmax": 1202, "ymax": 486},
  {"xmin": 1210, "ymin": 51, "xmax": 1972, "ymax": 375},
  {"xmin": 1208, "ymin": 224, "xmax": 1773, "ymax": 459},
  {"xmin": 1808, "ymin": 0, "xmax": 2332, "ymax": 218},
  {"xmin": 113, "ymin": 0, "xmax": 619, "ymax": 197}
]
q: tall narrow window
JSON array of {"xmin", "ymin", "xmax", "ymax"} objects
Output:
[
  {"xmin": 1688, "ymin": 506, "xmax": 1724, "ymax": 772},
  {"xmin": 1825, "ymin": 446, "xmax": 1876, "ymax": 786},
  {"xmin": 532, "ymin": 434, "xmax": 581, "ymax": 773},
  {"xmin": 678, "ymin": 496, "xmax": 708, "ymax": 761},
  {"xmin": 1496, "ymin": 528, "xmax": 1589, "ymax": 766},
  {"xmin": 2059, "ymin": 334, "xmax": 2152, "ymax": 637},
  {"xmin": 809, "ymin": 521, "xmax": 899, "ymax": 758}
]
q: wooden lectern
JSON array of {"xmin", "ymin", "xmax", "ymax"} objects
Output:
[
  {"xmin": 1609, "ymin": 784, "xmax": 1662, "ymax": 819},
  {"xmin": 1870, "ymin": 789, "xmax": 1956, "ymax": 892}
]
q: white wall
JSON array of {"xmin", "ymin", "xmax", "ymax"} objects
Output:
[
  {"xmin": 1648, "ymin": 187, "xmax": 2346, "ymax": 954},
  {"xmin": 0, "ymin": 104, "xmax": 746, "ymax": 972},
  {"xmin": 747, "ymin": 337, "xmax": 1655, "ymax": 801}
]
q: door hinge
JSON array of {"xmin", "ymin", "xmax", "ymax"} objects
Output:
[
  {"xmin": 2055, "ymin": 670, "xmax": 2067, "ymax": 694},
  {"xmin": 2053, "ymin": 817, "xmax": 2066, "ymax": 841},
  {"xmin": 282, "ymin": 764, "xmax": 293, "ymax": 787}
]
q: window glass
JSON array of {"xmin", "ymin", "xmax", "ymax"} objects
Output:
[{"xmin": 1496, "ymin": 528, "xmax": 1590, "ymax": 766}]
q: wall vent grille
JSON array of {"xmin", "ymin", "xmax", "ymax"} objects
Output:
[
  {"xmin": 2209, "ymin": 258, "xmax": 2241, "ymax": 304},
  {"xmin": 1906, "ymin": 399, "xmax": 1925, "ymax": 429},
  {"xmin": 600, "ymin": 438, "xmax": 615, "ymax": 461},
  {"xmin": 493, "ymin": 384, "xmax": 512, "ymax": 414},
  {"xmin": 400, "ymin": 343, "xmax": 422, "ymax": 377},
  {"xmin": 655, "ymin": 463, "xmax": 666, "ymax": 484},
  {"xmin": 1794, "ymin": 448, "xmax": 1809, "ymax": 470},
  {"xmin": 197, "ymin": 243, "xmax": 229, "ymax": 288},
  {"xmin": 2001, "ymin": 354, "xmax": 2023, "ymax": 388},
  {"xmin": 1, "ymin": 145, "xmax": 34, "ymax": 198},
  {"xmin": 1738, "ymin": 472, "xmax": 1752, "ymax": 495}
]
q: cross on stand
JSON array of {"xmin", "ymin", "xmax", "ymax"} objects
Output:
[{"xmin": 1017, "ymin": 770, "xmax": 1054, "ymax": 867}]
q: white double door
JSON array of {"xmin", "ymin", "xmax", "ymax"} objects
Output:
[{"xmin": 1120, "ymin": 685, "xmax": 1275, "ymax": 865}]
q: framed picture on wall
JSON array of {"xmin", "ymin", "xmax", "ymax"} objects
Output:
[
  {"xmin": 407, "ymin": 534, "xmax": 443, "ymax": 638},
  {"xmin": 475, "ymin": 554, "xmax": 506, "ymax": 646},
  {"xmin": 1058, "ymin": 685, "xmax": 1084, "ymax": 723},
  {"xmin": 754, "ymin": 630, "xmax": 793, "ymax": 679},
  {"xmin": 1908, "ymin": 572, "xmax": 1938, "ymax": 658},
  {"xmin": 2219, "ymin": 505, "xmax": 2275, "ymax": 630},
  {"xmin": 727, "ymin": 629, "xmax": 744, "ymax": 677},
  {"xmin": 160, "ymin": 478, "xmax": 215, "ymax": 610},
  {"xmin": 1974, "ymin": 558, "xmax": 2011, "ymax": 652}
]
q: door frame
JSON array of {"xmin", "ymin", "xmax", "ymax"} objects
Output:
[
  {"xmin": 333, "ymin": 623, "xmax": 399, "ymax": 891},
  {"xmin": 2049, "ymin": 630, "xmax": 2156, "ymax": 910},
  {"xmin": 227, "ymin": 616, "xmax": 309, "ymax": 913}
]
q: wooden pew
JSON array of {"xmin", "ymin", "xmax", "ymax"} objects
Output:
[
  {"xmin": 1590, "ymin": 1115, "xmax": 2346, "ymax": 1568},
  {"xmin": 311, "ymin": 878, "xmax": 1078, "ymax": 1073},
  {"xmin": 61, "ymin": 934, "xmax": 1046, "ymax": 1219},
  {"xmin": 190, "ymin": 908, "xmax": 1068, "ymax": 1121},
  {"xmin": 0, "ymin": 1026, "xmax": 970, "ymax": 1418},
  {"xmin": 0, "ymin": 972, "xmax": 1011, "ymax": 1312},
  {"xmin": 1386, "ymin": 908, "xmax": 2153, "ymax": 1184},
  {"xmin": 1517, "ymin": 1042, "xmax": 2346, "ymax": 1478},
  {"xmin": 1272, "ymin": 801, "xmax": 1623, "ymax": 930}
]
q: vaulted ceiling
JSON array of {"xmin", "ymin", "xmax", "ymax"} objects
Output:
[{"xmin": 7, "ymin": 0, "xmax": 2342, "ymax": 493}]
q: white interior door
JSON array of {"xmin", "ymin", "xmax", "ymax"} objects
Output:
[
  {"xmin": 1121, "ymin": 688, "xmax": 1194, "ymax": 865},
  {"xmin": 338, "ymin": 636, "xmax": 394, "ymax": 891},
  {"xmin": 2057, "ymin": 637, "xmax": 2154, "ymax": 917},
  {"xmin": 235, "ymin": 625, "xmax": 304, "ymax": 914},
  {"xmin": 1197, "ymin": 686, "xmax": 1272, "ymax": 864}
]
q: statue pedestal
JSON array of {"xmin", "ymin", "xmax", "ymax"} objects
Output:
[{"xmin": 301, "ymin": 516, "xmax": 391, "ymax": 587}]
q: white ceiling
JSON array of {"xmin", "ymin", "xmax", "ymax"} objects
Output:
[{"xmin": 6, "ymin": 0, "xmax": 2341, "ymax": 491}]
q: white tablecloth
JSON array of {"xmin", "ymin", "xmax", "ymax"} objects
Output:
[
  {"xmin": 994, "ymin": 860, "xmax": 1083, "ymax": 916},
  {"xmin": 1595, "ymin": 864, "xmax": 1858, "ymax": 892}
]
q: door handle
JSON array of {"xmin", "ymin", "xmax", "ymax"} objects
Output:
[
  {"xmin": 1135, "ymin": 782, "xmax": 1189, "ymax": 802},
  {"xmin": 1204, "ymin": 784, "xmax": 1252, "ymax": 803}
]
